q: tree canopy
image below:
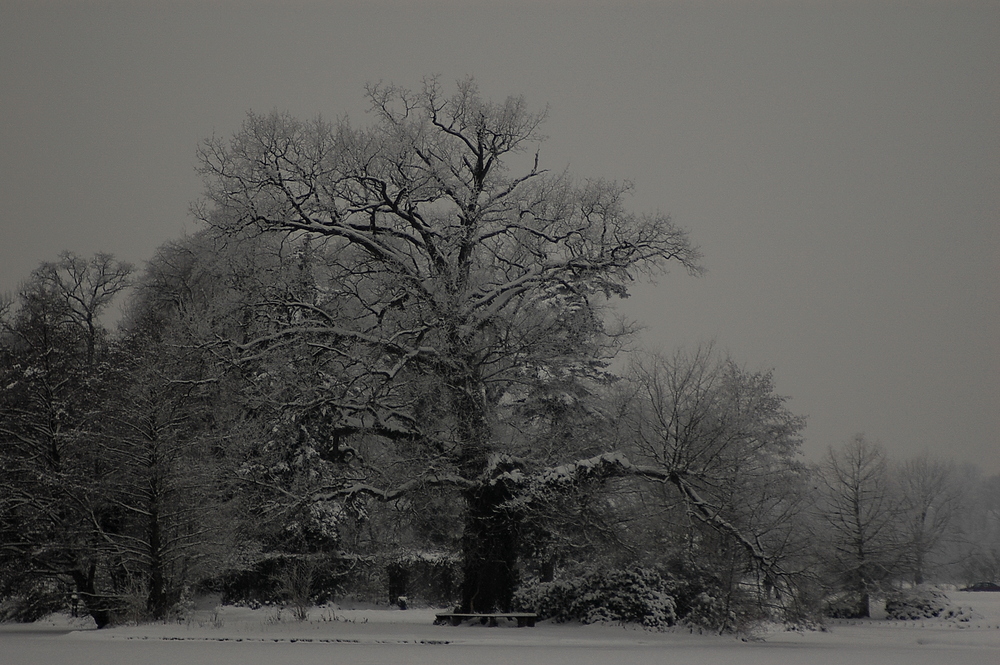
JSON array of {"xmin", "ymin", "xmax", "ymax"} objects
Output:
[{"xmin": 194, "ymin": 78, "xmax": 702, "ymax": 612}]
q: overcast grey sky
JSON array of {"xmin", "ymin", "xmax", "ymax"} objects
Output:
[{"xmin": 2, "ymin": 1, "xmax": 997, "ymax": 473}]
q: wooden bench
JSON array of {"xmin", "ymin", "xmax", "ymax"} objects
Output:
[{"xmin": 434, "ymin": 612, "xmax": 538, "ymax": 627}]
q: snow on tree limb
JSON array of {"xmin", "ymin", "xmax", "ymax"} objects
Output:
[
  {"xmin": 312, "ymin": 472, "xmax": 475, "ymax": 504},
  {"xmin": 510, "ymin": 451, "xmax": 787, "ymax": 577}
]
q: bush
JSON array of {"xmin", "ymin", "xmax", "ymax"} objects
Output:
[
  {"xmin": 885, "ymin": 586, "xmax": 979, "ymax": 622},
  {"xmin": 0, "ymin": 590, "xmax": 67, "ymax": 623},
  {"xmin": 513, "ymin": 567, "xmax": 678, "ymax": 630},
  {"xmin": 657, "ymin": 558, "xmax": 738, "ymax": 630},
  {"xmin": 885, "ymin": 587, "xmax": 949, "ymax": 620},
  {"xmin": 214, "ymin": 553, "xmax": 348, "ymax": 607},
  {"xmin": 0, "ymin": 576, "xmax": 68, "ymax": 623},
  {"xmin": 823, "ymin": 592, "xmax": 867, "ymax": 619}
]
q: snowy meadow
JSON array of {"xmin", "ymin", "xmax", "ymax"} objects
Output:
[{"xmin": 3, "ymin": 590, "xmax": 999, "ymax": 665}]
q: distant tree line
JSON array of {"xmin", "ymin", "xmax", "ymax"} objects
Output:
[{"xmin": 2, "ymin": 79, "xmax": 997, "ymax": 629}]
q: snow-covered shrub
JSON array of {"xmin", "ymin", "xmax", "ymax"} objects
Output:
[
  {"xmin": 778, "ymin": 584, "xmax": 827, "ymax": 630},
  {"xmin": 885, "ymin": 587, "xmax": 951, "ymax": 619},
  {"xmin": 938, "ymin": 604, "xmax": 982, "ymax": 622},
  {"xmin": 168, "ymin": 586, "xmax": 196, "ymax": 622},
  {"xmin": 885, "ymin": 586, "xmax": 979, "ymax": 622},
  {"xmin": 823, "ymin": 592, "xmax": 866, "ymax": 619},
  {"xmin": 0, "ymin": 572, "xmax": 69, "ymax": 622},
  {"xmin": 655, "ymin": 559, "xmax": 739, "ymax": 631},
  {"xmin": 514, "ymin": 567, "xmax": 678, "ymax": 630},
  {"xmin": 884, "ymin": 587, "xmax": 949, "ymax": 620},
  {"xmin": 0, "ymin": 587, "xmax": 66, "ymax": 623},
  {"xmin": 683, "ymin": 590, "xmax": 735, "ymax": 630}
]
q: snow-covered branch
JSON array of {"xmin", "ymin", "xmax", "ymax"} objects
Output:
[{"xmin": 311, "ymin": 471, "xmax": 476, "ymax": 504}]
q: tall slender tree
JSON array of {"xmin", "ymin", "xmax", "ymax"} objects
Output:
[
  {"xmin": 817, "ymin": 435, "xmax": 903, "ymax": 617},
  {"xmin": 897, "ymin": 455, "xmax": 961, "ymax": 585},
  {"xmin": 0, "ymin": 253, "xmax": 132, "ymax": 627},
  {"xmin": 95, "ymin": 328, "xmax": 230, "ymax": 620}
]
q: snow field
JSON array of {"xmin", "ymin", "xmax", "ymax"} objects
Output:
[{"xmin": 2, "ymin": 591, "xmax": 999, "ymax": 665}]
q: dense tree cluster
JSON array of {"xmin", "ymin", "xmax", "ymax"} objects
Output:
[{"xmin": 2, "ymin": 80, "xmax": 996, "ymax": 629}]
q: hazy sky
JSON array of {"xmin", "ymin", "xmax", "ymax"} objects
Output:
[{"xmin": 2, "ymin": 1, "xmax": 997, "ymax": 472}]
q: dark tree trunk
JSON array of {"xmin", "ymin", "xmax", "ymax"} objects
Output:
[
  {"xmin": 387, "ymin": 562, "xmax": 409, "ymax": 606},
  {"xmin": 146, "ymin": 503, "xmax": 167, "ymax": 619},
  {"xmin": 540, "ymin": 558, "xmax": 555, "ymax": 583},
  {"xmin": 460, "ymin": 482, "xmax": 521, "ymax": 613},
  {"xmin": 854, "ymin": 562, "xmax": 871, "ymax": 618},
  {"xmin": 71, "ymin": 565, "xmax": 112, "ymax": 629},
  {"xmin": 856, "ymin": 590, "xmax": 871, "ymax": 618},
  {"xmin": 448, "ymin": 365, "xmax": 525, "ymax": 613}
]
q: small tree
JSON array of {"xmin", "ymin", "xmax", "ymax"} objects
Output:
[
  {"xmin": 618, "ymin": 346, "xmax": 810, "ymax": 625},
  {"xmin": 897, "ymin": 455, "xmax": 961, "ymax": 585},
  {"xmin": 817, "ymin": 435, "xmax": 903, "ymax": 617},
  {"xmin": 31, "ymin": 252, "xmax": 133, "ymax": 367}
]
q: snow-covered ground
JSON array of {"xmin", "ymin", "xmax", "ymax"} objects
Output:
[{"xmin": 3, "ymin": 591, "xmax": 999, "ymax": 665}]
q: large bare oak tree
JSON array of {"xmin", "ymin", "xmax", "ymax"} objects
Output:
[{"xmin": 195, "ymin": 78, "xmax": 701, "ymax": 612}]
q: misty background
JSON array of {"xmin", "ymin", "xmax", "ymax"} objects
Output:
[{"xmin": 1, "ymin": 0, "xmax": 997, "ymax": 472}]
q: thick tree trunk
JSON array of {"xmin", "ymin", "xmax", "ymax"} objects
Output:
[
  {"xmin": 856, "ymin": 590, "xmax": 871, "ymax": 618},
  {"xmin": 854, "ymin": 561, "xmax": 871, "ymax": 618},
  {"xmin": 71, "ymin": 565, "xmax": 112, "ymax": 629},
  {"xmin": 448, "ymin": 364, "xmax": 524, "ymax": 613},
  {"xmin": 459, "ymin": 482, "xmax": 521, "ymax": 613}
]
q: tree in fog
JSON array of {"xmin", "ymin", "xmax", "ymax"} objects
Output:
[
  {"xmin": 618, "ymin": 346, "xmax": 810, "ymax": 622},
  {"xmin": 30, "ymin": 252, "xmax": 133, "ymax": 367},
  {"xmin": 816, "ymin": 435, "xmax": 903, "ymax": 617},
  {"xmin": 896, "ymin": 455, "xmax": 961, "ymax": 585},
  {"xmin": 952, "ymin": 472, "xmax": 1000, "ymax": 584},
  {"xmin": 194, "ymin": 78, "xmax": 702, "ymax": 612}
]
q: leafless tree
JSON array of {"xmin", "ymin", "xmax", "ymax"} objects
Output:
[
  {"xmin": 194, "ymin": 78, "xmax": 702, "ymax": 612},
  {"xmin": 0, "ymin": 253, "xmax": 132, "ymax": 627},
  {"xmin": 950, "ymin": 471, "xmax": 1000, "ymax": 584},
  {"xmin": 621, "ymin": 347, "xmax": 809, "ymax": 610},
  {"xmin": 897, "ymin": 455, "xmax": 961, "ymax": 585},
  {"xmin": 95, "ymin": 329, "xmax": 230, "ymax": 620},
  {"xmin": 32, "ymin": 252, "xmax": 133, "ymax": 366},
  {"xmin": 817, "ymin": 435, "xmax": 903, "ymax": 617}
]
